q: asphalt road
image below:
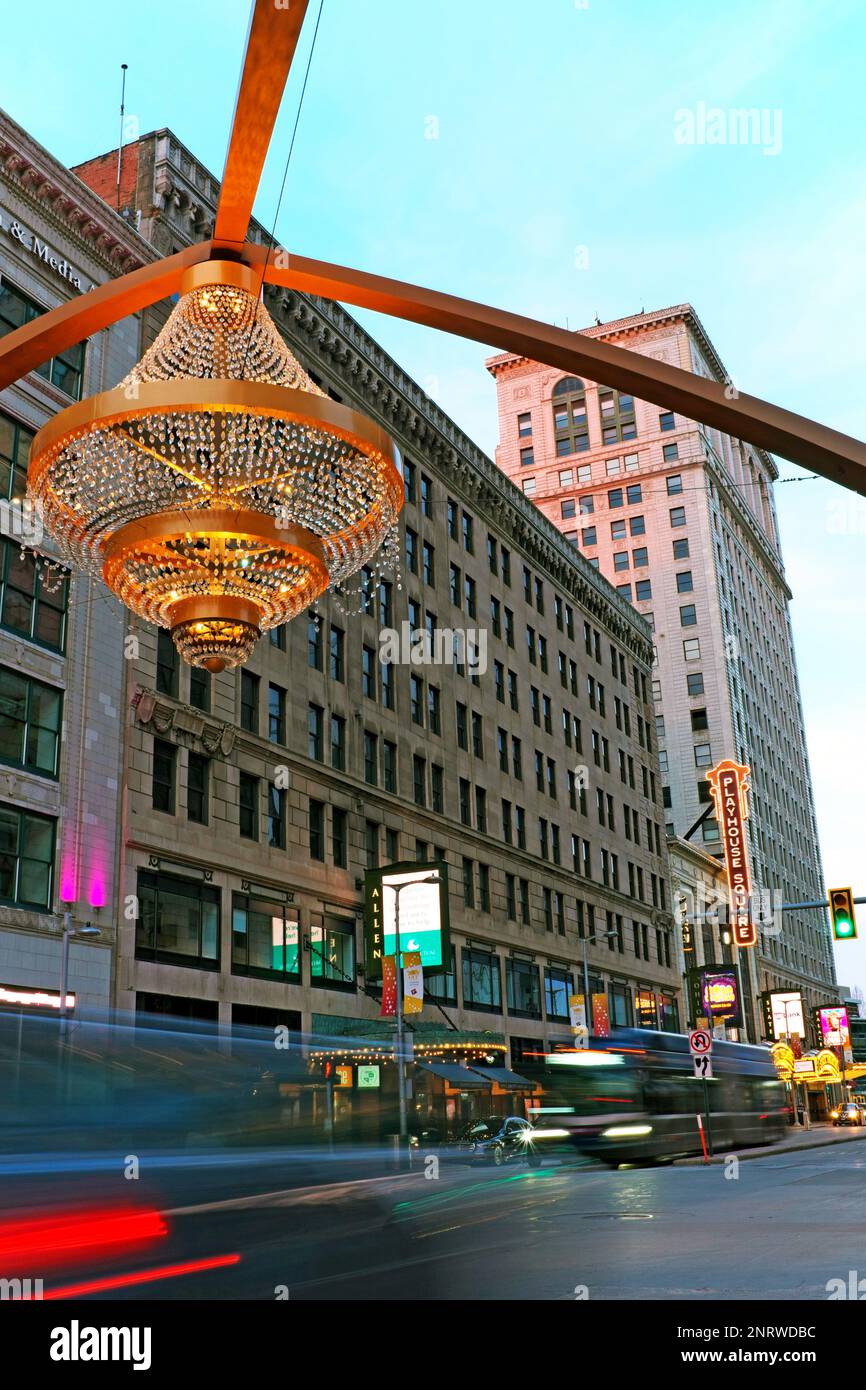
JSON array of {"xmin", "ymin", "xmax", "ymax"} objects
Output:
[{"xmin": 9, "ymin": 1141, "xmax": 866, "ymax": 1300}]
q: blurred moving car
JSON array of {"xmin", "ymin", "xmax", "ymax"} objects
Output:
[
  {"xmin": 451, "ymin": 1115, "xmax": 542, "ymax": 1167},
  {"xmin": 831, "ymin": 1102, "xmax": 864, "ymax": 1126}
]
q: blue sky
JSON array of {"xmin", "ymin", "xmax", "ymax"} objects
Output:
[{"xmin": 4, "ymin": 0, "xmax": 865, "ymax": 992}]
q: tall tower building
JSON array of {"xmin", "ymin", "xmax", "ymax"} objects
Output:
[{"xmin": 487, "ymin": 305, "xmax": 837, "ymax": 1036}]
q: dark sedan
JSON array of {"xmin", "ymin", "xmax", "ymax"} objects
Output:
[
  {"xmin": 831, "ymin": 1102, "xmax": 864, "ymax": 1126},
  {"xmin": 451, "ymin": 1115, "xmax": 542, "ymax": 1167}
]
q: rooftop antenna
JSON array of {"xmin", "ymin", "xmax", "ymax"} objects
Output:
[{"xmin": 116, "ymin": 63, "xmax": 128, "ymax": 213}]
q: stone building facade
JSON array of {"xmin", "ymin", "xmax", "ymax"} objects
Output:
[
  {"xmin": 71, "ymin": 130, "xmax": 683, "ymax": 1058},
  {"xmin": 487, "ymin": 308, "xmax": 836, "ymax": 1039},
  {"xmin": 0, "ymin": 108, "xmax": 159, "ymax": 1012}
]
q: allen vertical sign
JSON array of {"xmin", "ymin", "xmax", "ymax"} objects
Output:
[{"xmin": 705, "ymin": 759, "xmax": 756, "ymax": 947}]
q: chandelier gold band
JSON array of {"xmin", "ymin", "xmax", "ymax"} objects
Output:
[
  {"xmin": 100, "ymin": 508, "xmax": 329, "ymax": 569},
  {"xmin": 30, "ymin": 378, "xmax": 402, "ymax": 493},
  {"xmin": 167, "ymin": 595, "xmax": 273, "ymax": 630},
  {"xmin": 180, "ymin": 260, "xmax": 259, "ymax": 296}
]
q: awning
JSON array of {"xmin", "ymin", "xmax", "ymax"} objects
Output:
[
  {"xmin": 469, "ymin": 1065, "xmax": 535, "ymax": 1089},
  {"xmin": 418, "ymin": 1062, "xmax": 489, "ymax": 1089}
]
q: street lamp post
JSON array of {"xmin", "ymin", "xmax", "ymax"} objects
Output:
[
  {"xmin": 582, "ymin": 928, "xmax": 620, "ymax": 1035},
  {"xmin": 388, "ymin": 875, "xmax": 438, "ymax": 1149},
  {"xmin": 58, "ymin": 916, "xmax": 101, "ymax": 1041}
]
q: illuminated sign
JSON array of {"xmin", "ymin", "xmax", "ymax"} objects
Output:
[
  {"xmin": 364, "ymin": 861, "xmax": 450, "ymax": 978},
  {"xmin": 335, "ymin": 1066, "xmax": 353, "ymax": 1088},
  {"xmin": 772, "ymin": 989, "xmax": 806, "ymax": 1045},
  {"xmin": 0, "ymin": 983, "xmax": 75, "ymax": 1010},
  {"xmin": 705, "ymin": 759, "xmax": 756, "ymax": 947},
  {"xmin": 820, "ymin": 1007, "xmax": 850, "ymax": 1048},
  {"xmin": 634, "ymin": 989, "xmax": 658, "ymax": 1028},
  {"xmin": 701, "ymin": 971, "xmax": 739, "ymax": 1021},
  {"xmin": 793, "ymin": 1058, "xmax": 815, "ymax": 1075},
  {"xmin": 357, "ymin": 1065, "xmax": 380, "ymax": 1089}
]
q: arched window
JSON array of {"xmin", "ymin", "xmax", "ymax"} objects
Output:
[
  {"xmin": 598, "ymin": 387, "xmax": 636, "ymax": 444},
  {"xmin": 551, "ymin": 377, "xmax": 589, "ymax": 456}
]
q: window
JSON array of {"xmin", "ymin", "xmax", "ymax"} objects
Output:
[
  {"xmin": 239, "ymin": 771, "xmax": 259, "ymax": 838},
  {"xmin": 506, "ymin": 959, "xmax": 541, "ymax": 1019},
  {"xmin": 447, "ymin": 498, "xmax": 458, "ymax": 539},
  {"xmin": 613, "ymin": 551, "xmax": 629, "ymax": 572},
  {"xmin": 687, "ymin": 672, "xmax": 704, "ymax": 696},
  {"xmin": 0, "ymin": 667, "xmax": 62, "ymax": 776},
  {"xmin": 582, "ymin": 526, "xmax": 597, "ymax": 546},
  {"xmin": 660, "ymin": 411, "xmax": 675, "ymax": 432},
  {"xmin": 0, "ymin": 802, "xmax": 55, "ymax": 909},
  {"xmin": 558, "ymin": 469, "xmax": 573, "ymax": 488},
  {"xmin": 428, "ymin": 684, "xmax": 441, "ymax": 735},
  {"xmin": 431, "ymin": 763, "xmax": 444, "ymax": 813},
  {"xmin": 380, "ymin": 660, "xmax": 394, "ymax": 710},
  {"xmin": 462, "ymin": 856, "xmax": 475, "ymax": 907},
  {"xmin": 608, "ymin": 488, "xmax": 623, "ymax": 508},
  {"xmin": 561, "ymin": 499, "xmax": 576, "ymax": 519},
  {"xmin": 329, "ymin": 626, "xmax": 344, "ymax": 681},
  {"xmin": 683, "ymin": 637, "xmax": 701, "ymax": 660},
  {"xmin": 309, "ymin": 799, "xmax": 325, "ymax": 861},
  {"xmin": 0, "ymin": 281, "xmax": 85, "ymax": 398},
  {"xmin": 544, "ymin": 966, "xmax": 573, "ymax": 1021},
  {"xmin": 152, "ymin": 738, "xmax": 176, "ymax": 814},
  {"xmin": 462, "ymin": 947, "xmax": 501, "ymax": 1012},
  {"xmin": 330, "ymin": 714, "xmax": 346, "ymax": 770},
  {"xmin": 673, "ymin": 538, "xmax": 690, "ymax": 559},
  {"xmin": 136, "ymin": 868, "xmax": 219, "ymax": 967},
  {"xmin": 332, "ymin": 807, "xmax": 348, "ymax": 867},
  {"xmin": 520, "ymin": 447, "xmax": 534, "ymax": 468},
  {"xmin": 405, "ymin": 527, "xmax": 417, "ymax": 574},
  {"xmin": 459, "ymin": 778, "xmax": 471, "ymax": 826},
  {"xmin": 268, "ymin": 623, "xmax": 287, "ymax": 651},
  {"xmin": 552, "ymin": 376, "xmax": 589, "ymax": 454},
  {"xmin": 362, "ymin": 646, "xmax": 376, "ymax": 699},
  {"xmin": 518, "ymin": 412, "xmax": 532, "ymax": 437},
  {"xmin": 268, "ymin": 683, "xmax": 286, "ymax": 743},
  {"xmin": 626, "ymin": 483, "xmax": 642, "ymax": 504},
  {"xmin": 268, "ymin": 784, "xmax": 286, "ymax": 849},
  {"xmin": 403, "ymin": 459, "xmax": 416, "ymax": 503},
  {"xmin": 308, "ymin": 703, "xmax": 324, "ymax": 760},
  {"xmin": 310, "ymin": 915, "xmax": 355, "ymax": 986},
  {"xmin": 363, "ymin": 730, "xmax": 378, "ymax": 786},
  {"xmin": 598, "ymin": 387, "xmax": 636, "ymax": 443},
  {"xmin": 240, "ymin": 670, "xmax": 259, "ymax": 732},
  {"xmin": 422, "ymin": 541, "xmax": 435, "ymax": 586},
  {"xmin": 187, "ymin": 752, "xmax": 209, "ymax": 824},
  {"xmin": 383, "ymin": 740, "xmax": 397, "ymax": 793},
  {"xmin": 522, "ymin": 477, "xmax": 536, "ymax": 496},
  {"xmin": 0, "ymin": 542, "xmax": 68, "ymax": 652},
  {"xmin": 232, "ymin": 893, "xmax": 300, "ymax": 978},
  {"xmin": 156, "ymin": 629, "xmax": 179, "ymax": 698},
  {"xmin": 676, "ymin": 571, "xmax": 694, "ymax": 593},
  {"xmin": 635, "ymin": 579, "xmax": 652, "ymax": 601},
  {"xmin": 421, "ymin": 473, "xmax": 432, "ymax": 515},
  {"xmin": 308, "ymin": 617, "xmax": 323, "ymax": 669},
  {"xmin": 690, "ymin": 707, "xmax": 709, "ymax": 732},
  {"xmin": 632, "ymin": 547, "xmax": 648, "ymax": 567},
  {"xmin": 679, "ymin": 604, "xmax": 697, "ymax": 626},
  {"xmin": 616, "ymin": 584, "xmax": 632, "ymax": 601},
  {"xmin": 487, "ymin": 534, "xmax": 498, "ymax": 574},
  {"xmin": 189, "ymin": 666, "xmax": 210, "ymax": 713},
  {"xmin": 0, "ymin": 411, "xmax": 34, "ymax": 500},
  {"xmin": 666, "ymin": 473, "xmax": 683, "ymax": 493},
  {"xmin": 694, "ymin": 744, "xmax": 713, "ymax": 768},
  {"xmin": 414, "ymin": 756, "xmax": 427, "ymax": 807},
  {"xmin": 410, "ymin": 674, "xmax": 424, "ymax": 726},
  {"xmin": 670, "ymin": 506, "xmax": 686, "ymax": 527},
  {"xmin": 427, "ymin": 945, "xmax": 457, "ymax": 1004}
]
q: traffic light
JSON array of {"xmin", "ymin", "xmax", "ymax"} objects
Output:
[{"xmin": 828, "ymin": 887, "xmax": 857, "ymax": 941}]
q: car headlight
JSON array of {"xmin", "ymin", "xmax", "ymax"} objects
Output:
[{"xmin": 532, "ymin": 1127, "xmax": 570, "ymax": 1139}]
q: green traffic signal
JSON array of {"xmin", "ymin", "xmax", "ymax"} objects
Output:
[{"xmin": 829, "ymin": 887, "xmax": 857, "ymax": 941}]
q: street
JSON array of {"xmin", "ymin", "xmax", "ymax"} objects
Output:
[{"xmin": 37, "ymin": 1137, "xmax": 864, "ymax": 1301}]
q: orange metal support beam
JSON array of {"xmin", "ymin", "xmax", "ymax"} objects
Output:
[{"xmin": 213, "ymin": 0, "xmax": 311, "ymax": 251}]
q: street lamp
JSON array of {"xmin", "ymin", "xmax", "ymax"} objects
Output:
[
  {"xmin": 387, "ymin": 874, "xmax": 439, "ymax": 1147},
  {"xmin": 58, "ymin": 915, "xmax": 101, "ymax": 1038}
]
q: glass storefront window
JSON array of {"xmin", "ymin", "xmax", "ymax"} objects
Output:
[
  {"xmin": 506, "ymin": 958, "xmax": 541, "ymax": 1019},
  {"xmin": 462, "ymin": 947, "xmax": 501, "ymax": 1012},
  {"xmin": 426, "ymin": 945, "xmax": 457, "ymax": 1004},
  {"xmin": 608, "ymin": 981, "xmax": 633, "ymax": 1027},
  {"xmin": 231, "ymin": 893, "xmax": 299, "ymax": 979},
  {"xmin": 136, "ymin": 870, "xmax": 220, "ymax": 969},
  {"xmin": 310, "ymin": 916, "xmax": 356, "ymax": 988},
  {"xmin": 544, "ymin": 966, "xmax": 573, "ymax": 1021}
]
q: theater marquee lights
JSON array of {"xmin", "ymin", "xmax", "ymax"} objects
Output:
[{"xmin": 705, "ymin": 758, "xmax": 756, "ymax": 948}]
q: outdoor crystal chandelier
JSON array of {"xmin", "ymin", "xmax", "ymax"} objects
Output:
[{"xmin": 28, "ymin": 261, "xmax": 403, "ymax": 670}]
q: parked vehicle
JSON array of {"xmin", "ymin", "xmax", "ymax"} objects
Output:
[
  {"xmin": 831, "ymin": 1102, "xmax": 864, "ymax": 1126},
  {"xmin": 450, "ymin": 1115, "xmax": 542, "ymax": 1167}
]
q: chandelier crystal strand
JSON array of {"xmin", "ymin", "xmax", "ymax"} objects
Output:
[{"xmin": 28, "ymin": 261, "xmax": 402, "ymax": 670}]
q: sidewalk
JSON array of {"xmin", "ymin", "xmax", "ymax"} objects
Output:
[{"xmin": 676, "ymin": 1121, "xmax": 866, "ymax": 1165}]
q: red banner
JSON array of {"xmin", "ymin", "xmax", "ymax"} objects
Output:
[
  {"xmin": 592, "ymin": 993, "xmax": 611, "ymax": 1038},
  {"xmin": 380, "ymin": 955, "xmax": 397, "ymax": 1016}
]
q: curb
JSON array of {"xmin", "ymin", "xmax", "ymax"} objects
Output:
[{"xmin": 675, "ymin": 1129, "xmax": 866, "ymax": 1166}]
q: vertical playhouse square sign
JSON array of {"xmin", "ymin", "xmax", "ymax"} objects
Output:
[
  {"xmin": 363, "ymin": 861, "xmax": 450, "ymax": 979},
  {"xmin": 706, "ymin": 758, "xmax": 756, "ymax": 948}
]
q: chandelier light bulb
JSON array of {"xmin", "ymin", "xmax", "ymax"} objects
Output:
[{"xmin": 28, "ymin": 260, "xmax": 403, "ymax": 670}]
